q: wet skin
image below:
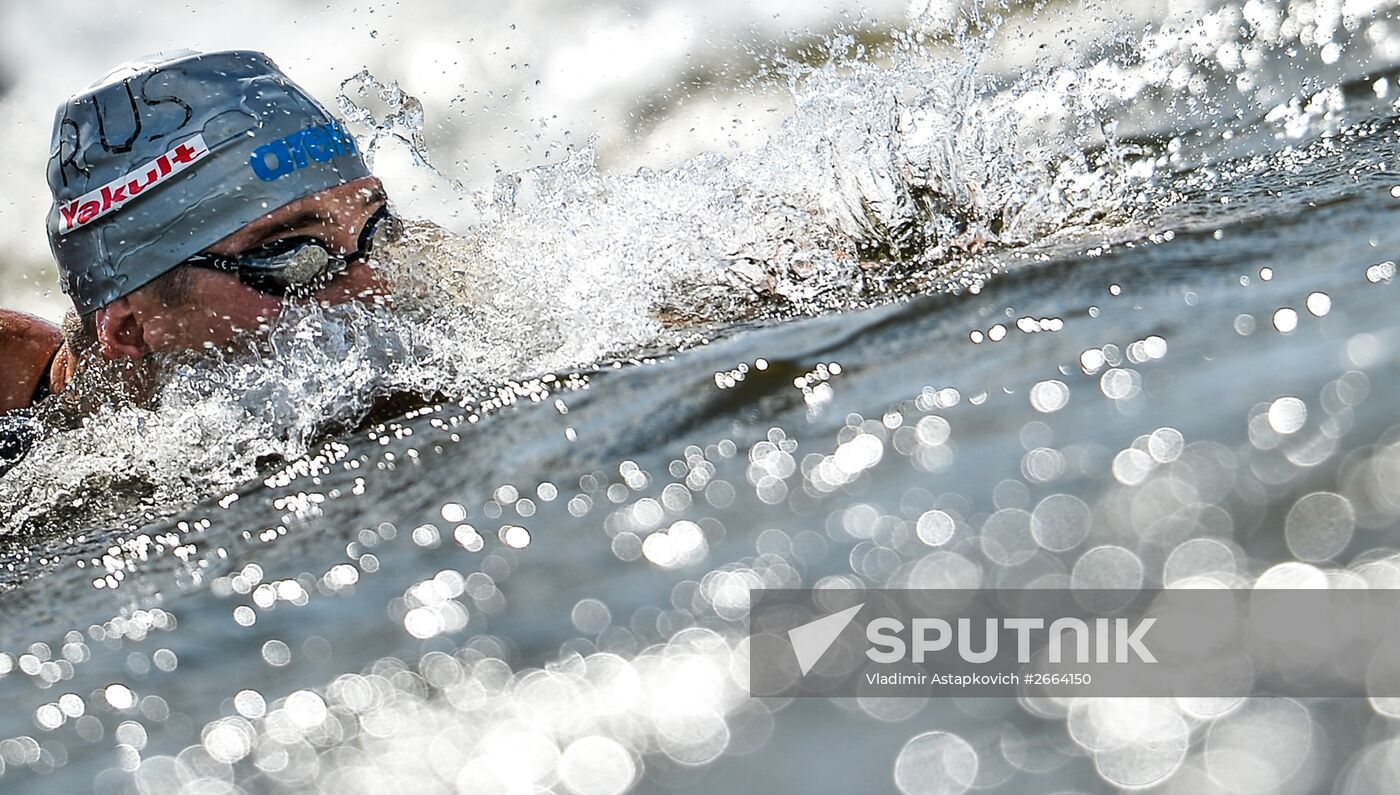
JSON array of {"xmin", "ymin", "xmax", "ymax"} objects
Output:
[
  {"xmin": 0, "ymin": 310, "xmax": 62, "ymax": 413},
  {"xmin": 77, "ymin": 177, "xmax": 392, "ymax": 387}
]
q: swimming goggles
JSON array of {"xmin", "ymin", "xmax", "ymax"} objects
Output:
[{"xmin": 181, "ymin": 207, "xmax": 401, "ymax": 297}]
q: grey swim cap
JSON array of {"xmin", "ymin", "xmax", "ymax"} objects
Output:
[{"xmin": 46, "ymin": 50, "xmax": 373, "ymax": 315}]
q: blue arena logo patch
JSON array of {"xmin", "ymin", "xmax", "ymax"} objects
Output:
[{"xmin": 249, "ymin": 121, "xmax": 358, "ymax": 181}]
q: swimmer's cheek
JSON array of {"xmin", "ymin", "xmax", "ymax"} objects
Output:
[
  {"xmin": 155, "ymin": 309, "xmax": 275, "ymax": 352},
  {"xmin": 314, "ymin": 262, "xmax": 390, "ymax": 308}
]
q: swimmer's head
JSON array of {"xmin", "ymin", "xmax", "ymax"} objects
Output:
[{"xmin": 45, "ymin": 50, "xmax": 374, "ymax": 317}]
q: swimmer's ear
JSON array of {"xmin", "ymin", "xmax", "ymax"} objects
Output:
[{"xmin": 94, "ymin": 298, "xmax": 149, "ymax": 360}]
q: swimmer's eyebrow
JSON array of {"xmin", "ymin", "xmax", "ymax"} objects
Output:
[
  {"xmin": 257, "ymin": 209, "xmax": 325, "ymax": 239},
  {"xmin": 246, "ymin": 187, "xmax": 390, "ymax": 245}
]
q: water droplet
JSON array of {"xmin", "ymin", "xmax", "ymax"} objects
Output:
[
  {"xmin": 261, "ymin": 640, "xmax": 291, "ymax": 667},
  {"xmin": 916, "ymin": 510, "xmax": 956, "ymax": 547},
  {"xmin": 1267, "ymin": 397, "xmax": 1307, "ymax": 434},
  {"xmin": 894, "ymin": 731, "xmax": 978, "ymax": 795},
  {"xmin": 1366, "ymin": 261, "xmax": 1395, "ymax": 283},
  {"xmin": 571, "ymin": 598, "xmax": 612, "ymax": 634},
  {"xmin": 1285, "ymin": 492, "xmax": 1355, "ymax": 562},
  {"xmin": 1072, "ymin": 546, "xmax": 1144, "ymax": 591},
  {"xmin": 1029, "ymin": 380, "xmax": 1069, "ymax": 413},
  {"xmin": 1306, "ymin": 292, "xmax": 1331, "ymax": 317},
  {"xmin": 1080, "ymin": 348, "xmax": 1106, "ymax": 373},
  {"xmin": 559, "ymin": 735, "xmax": 637, "ymax": 795},
  {"xmin": 1091, "ymin": 702, "xmax": 1189, "ymax": 788},
  {"xmin": 1204, "ymin": 699, "xmax": 1312, "ymax": 791},
  {"xmin": 1030, "ymin": 494, "xmax": 1091, "ymax": 552},
  {"xmin": 104, "ymin": 683, "xmax": 136, "ymax": 710}
]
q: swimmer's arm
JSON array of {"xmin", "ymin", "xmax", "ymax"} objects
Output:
[{"xmin": 0, "ymin": 309, "xmax": 62, "ymax": 412}]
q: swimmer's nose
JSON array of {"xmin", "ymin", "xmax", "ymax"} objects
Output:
[{"xmin": 313, "ymin": 262, "xmax": 389, "ymax": 307}]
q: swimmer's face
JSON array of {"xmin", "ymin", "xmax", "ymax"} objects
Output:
[{"xmin": 94, "ymin": 177, "xmax": 391, "ymax": 359}]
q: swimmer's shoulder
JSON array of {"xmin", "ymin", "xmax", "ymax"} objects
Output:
[
  {"xmin": 0, "ymin": 309, "xmax": 63, "ymax": 413},
  {"xmin": 0, "ymin": 309, "xmax": 65, "ymax": 477}
]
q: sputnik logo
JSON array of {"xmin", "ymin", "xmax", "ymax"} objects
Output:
[{"xmin": 788, "ymin": 602, "xmax": 864, "ymax": 676}]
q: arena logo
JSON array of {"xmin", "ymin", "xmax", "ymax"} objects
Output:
[
  {"xmin": 249, "ymin": 121, "xmax": 359, "ymax": 181},
  {"xmin": 58, "ymin": 136, "xmax": 208, "ymax": 234}
]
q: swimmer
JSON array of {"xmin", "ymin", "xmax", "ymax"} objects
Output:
[{"xmin": 0, "ymin": 50, "xmax": 396, "ymax": 474}]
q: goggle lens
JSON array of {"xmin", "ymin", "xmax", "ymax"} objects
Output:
[{"xmin": 183, "ymin": 207, "xmax": 399, "ymax": 297}]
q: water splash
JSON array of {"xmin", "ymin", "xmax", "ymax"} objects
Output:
[
  {"xmin": 7, "ymin": 0, "xmax": 1395, "ymax": 535},
  {"xmin": 1, "ymin": 40, "xmax": 1152, "ymax": 539},
  {"xmin": 28, "ymin": 0, "xmax": 1400, "ymax": 538}
]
